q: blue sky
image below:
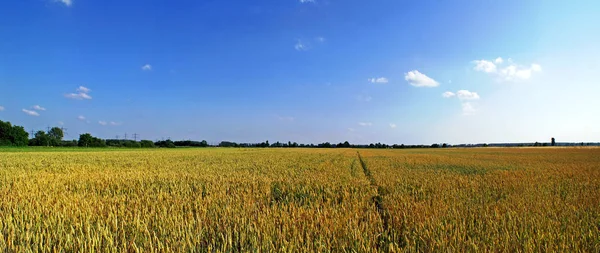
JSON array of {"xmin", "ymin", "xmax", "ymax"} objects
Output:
[{"xmin": 1, "ymin": 0, "xmax": 599, "ymax": 144}]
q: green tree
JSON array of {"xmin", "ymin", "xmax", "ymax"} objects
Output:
[
  {"xmin": 31, "ymin": 131, "xmax": 50, "ymax": 146},
  {"xmin": 48, "ymin": 127, "xmax": 64, "ymax": 146},
  {"xmin": 78, "ymin": 133, "xmax": 106, "ymax": 147},
  {"xmin": 0, "ymin": 120, "xmax": 29, "ymax": 146},
  {"xmin": 140, "ymin": 140, "xmax": 155, "ymax": 148},
  {"xmin": 11, "ymin": 125, "xmax": 29, "ymax": 146},
  {"xmin": 78, "ymin": 133, "xmax": 93, "ymax": 147}
]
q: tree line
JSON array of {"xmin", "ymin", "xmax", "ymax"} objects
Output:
[
  {"xmin": 1, "ymin": 120, "xmax": 590, "ymax": 148},
  {"xmin": 0, "ymin": 120, "xmax": 440, "ymax": 149}
]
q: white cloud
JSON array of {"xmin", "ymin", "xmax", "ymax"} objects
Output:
[
  {"xmin": 77, "ymin": 115, "xmax": 86, "ymax": 121},
  {"xmin": 65, "ymin": 86, "xmax": 92, "ymax": 100},
  {"xmin": 300, "ymin": 0, "xmax": 315, "ymax": 3},
  {"xmin": 110, "ymin": 121, "xmax": 122, "ymax": 126},
  {"xmin": 368, "ymin": 77, "xmax": 389, "ymax": 84},
  {"xmin": 55, "ymin": 0, "xmax": 72, "ymax": 6},
  {"xmin": 58, "ymin": 121, "xmax": 64, "ymax": 126},
  {"xmin": 0, "ymin": 106, "xmax": 4, "ymax": 111},
  {"xmin": 444, "ymin": 90, "xmax": 480, "ymax": 114},
  {"xmin": 315, "ymin": 37, "xmax": 325, "ymax": 42},
  {"xmin": 32, "ymin": 105, "xmax": 46, "ymax": 111},
  {"xmin": 404, "ymin": 70, "xmax": 439, "ymax": 87},
  {"xmin": 142, "ymin": 64, "xmax": 152, "ymax": 71},
  {"xmin": 473, "ymin": 58, "xmax": 542, "ymax": 81},
  {"xmin": 98, "ymin": 121, "xmax": 107, "ymax": 126},
  {"xmin": 65, "ymin": 93, "xmax": 92, "ymax": 100},
  {"xmin": 462, "ymin": 102, "xmax": 476, "ymax": 115},
  {"xmin": 473, "ymin": 60, "xmax": 497, "ymax": 73},
  {"xmin": 389, "ymin": 123, "xmax": 397, "ymax": 128},
  {"xmin": 22, "ymin": 109, "xmax": 40, "ymax": 116},
  {"xmin": 77, "ymin": 86, "xmax": 91, "ymax": 93},
  {"xmin": 358, "ymin": 122, "xmax": 372, "ymax": 127},
  {"xmin": 294, "ymin": 41, "xmax": 308, "ymax": 51},
  {"xmin": 456, "ymin": 90, "xmax": 480, "ymax": 100},
  {"xmin": 498, "ymin": 64, "xmax": 542, "ymax": 81},
  {"xmin": 442, "ymin": 91, "xmax": 456, "ymax": 98}
]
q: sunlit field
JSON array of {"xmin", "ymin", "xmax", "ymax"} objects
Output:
[{"xmin": 0, "ymin": 148, "xmax": 598, "ymax": 251}]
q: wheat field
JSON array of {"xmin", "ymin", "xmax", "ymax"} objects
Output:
[{"xmin": 0, "ymin": 148, "xmax": 598, "ymax": 252}]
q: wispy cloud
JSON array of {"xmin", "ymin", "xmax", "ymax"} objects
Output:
[
  {"xmin": 110, "ymin": 121, "xmax": 122, "ymax": 126},
  {"xmin": 22, "ymin": 109, "xmax": 40, "ymax": 116},
  {"xmin": 462, "ymin": 102, "xmax": 476, "ymax": 115},
  {"xmin": 315, "ymin": 37, "xmax": 325, "ymax": 43},
  {"xmin": 0, "ymin": 106, "xmax": 4, "ymax": 111},
  {"xmin": 444, "ymin": 90, "xmax": 481, "ymax": 114},
  {"xmin": 98, "ymin": 121, "xmax": 107, "ymax": 126},
  {"xmin": 456, "ymin": 90, "xmax": 480, "ymax": 100},
  {"xmin": 442, "ymin": 91, "xmax": 456, "ymax": 98},
  {"xmin": 54, "ymin": 0, "xmax": 72, "ymax": 7},
  {"xmin": 389, "ymin": 123, "xmax": 397, "ymax": 128},
  {"xmin": 473, "ymin": 60, "xmax": 497, "ymax": 73},
  {"xmin": 142, "ymin": 64, "xmax": 152, "ymax": 71},
  {"xmin": 368, "ymin": 77, "xmax": 389, "ymax": 84},
  {"xmin": 358, "ymin": 122, "xmax": 372, "ymax": 127},
  {"xmin": 32, "ymin": 105, "xmax": 46, "ymax": 111},
  {"xmin": 473, "ymin": 57, "xmax": 542, "ymax": 81},
  {"xmin": 58, "ymin": 121, "xmax": 64, "ymax": 126},
  {"xmin": 65, "ymin": 86, "xmax": 92, "ymax": 100},
  {"xmin": 294, "ymin": 40, "xmax": 308, "ymax": 51},
  {"xmin": 299, "ymin": 0, "xmax": 316, "ymax": 3},
  {"xmin": 404, "ymin": 70, "xmax": 439, "ymax": 87},
  {"xmin": 77, "ymin": 86, "xmax": 91, "ymax": 93},
  {"xmin": 77, "ymin": 115, "xmax": 86, "ymax": 121},
  {"xmin": 65, "ymin": 93, "xmax": 92, "ymax": 100}
]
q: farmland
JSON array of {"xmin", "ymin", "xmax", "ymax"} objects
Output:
[{"xmin": 0, "ymin": 148, "xmax": 599, "ymax": 251}]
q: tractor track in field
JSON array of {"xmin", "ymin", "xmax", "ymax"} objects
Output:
[{"xmin": 357, "ymin": 151, "xmax": 406, "ymax": 250}]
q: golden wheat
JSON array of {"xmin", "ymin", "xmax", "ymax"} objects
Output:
[{"xmin": 0, "ymin": 147, "xmax": 598, "ymax": 252}]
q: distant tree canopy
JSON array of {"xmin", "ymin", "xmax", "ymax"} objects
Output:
[
  {"xmin": 0, "ymin": 119, "xmax": 584, "ymax": 149},
  {"xmin": 106, "ymin": 139, "xmax": 141, "ymax": 148},
  {"xmin": 30, "ymin": 127, "xmax": 64, "ymax": 146},
  {"xmin": 30, "ymin": 131, "xmax": 49, "ymax": 146},
  {"xmin": 78, "ymin": 133, "xmax": 106, "ymax": 147},
  {"xmin": 48, "ymin": 127, "xmax": 64, "ymax": 146},
  {"xmin": 140, "ymin": 140, "xmax": 155, "ymax": 148},
  {"xmin": 174, "ymin": 140, "xmax": 209, "ymax": 147},
  {"xmin": 155, "ymin": 139, "xmax": 176, "ymax": 148},
  {"xmin": 0, "ymin": 120, "xmax": 29, "ymax": 146}
]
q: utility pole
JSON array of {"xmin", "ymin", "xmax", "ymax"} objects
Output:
[
  {"xmin": 132, "ymin": 133, "xmax": 139, "ymax": 142},
  {"xmin": 124, "ymin": 133, "xmax": 128, "ymax": 140},
  {"xmin": 30, "ymin": 129, "xmax": 35, "ymax": 138}
]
